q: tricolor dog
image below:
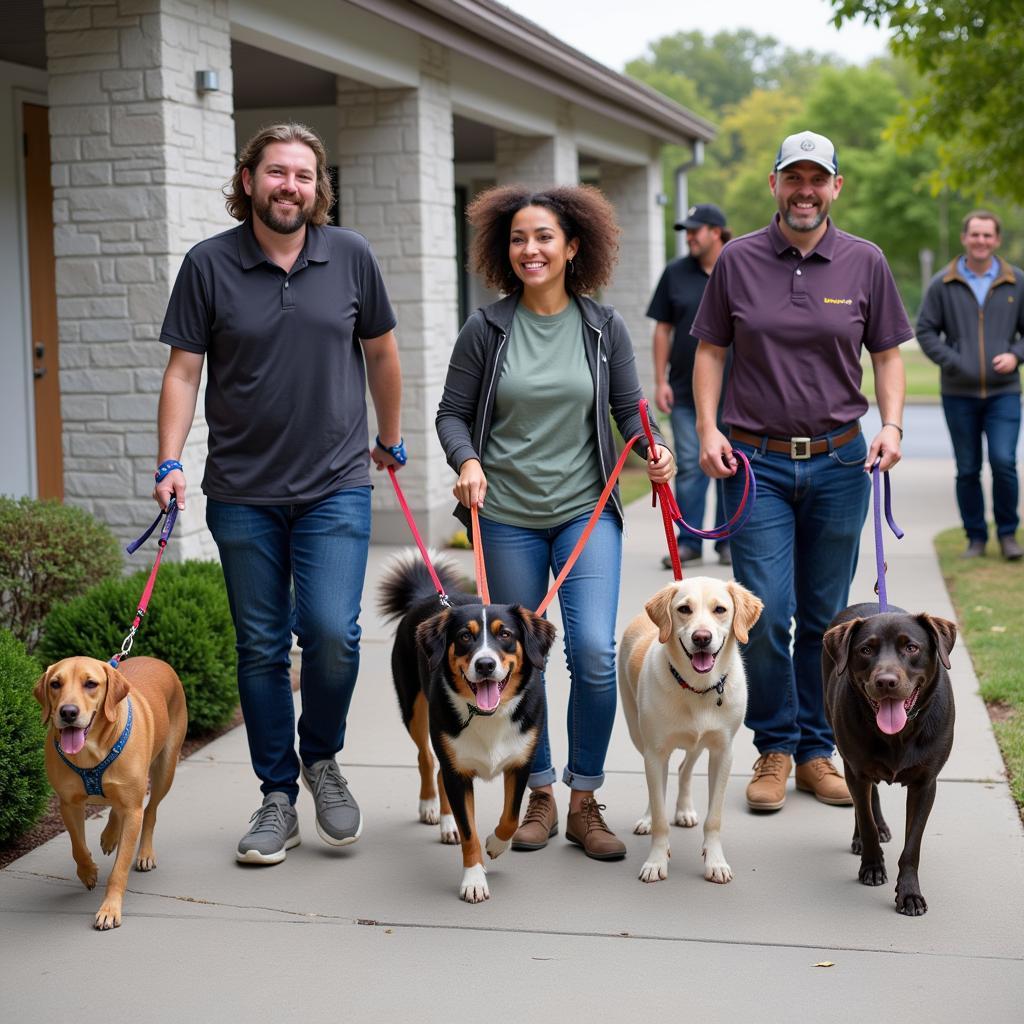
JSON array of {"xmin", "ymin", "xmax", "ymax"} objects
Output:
[
  {"xmin": 618, "ymin": 577, "xmax": 763, "ymax": 885},
  {"xmin": 33, "ymin": 656, "xmax": 187, "ymax": 930},
  {"xmin": 379, "ymin": 554, "xmax": 556, "ymax": 903}
]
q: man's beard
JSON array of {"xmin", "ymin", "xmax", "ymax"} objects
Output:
[
  {"xmin": 783, "ymin": 203, "xmax": 826, "ymax": 233},
  {"xmin": 253, "ymin": 191, "xmax": 311, "ymax": 235}
]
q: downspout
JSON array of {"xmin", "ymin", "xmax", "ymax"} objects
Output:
[{"xmin": 674, "ymin": 140, "xmax": 705, "ymax": 258}]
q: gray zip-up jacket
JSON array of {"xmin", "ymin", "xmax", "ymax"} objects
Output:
[
  {"xmin": 916, "ymin": 258, "xmax": 1024, "ymax": 398},
  {"xmin": 436, "ymin": 292, "xmax": 663, "ymax": 528}
]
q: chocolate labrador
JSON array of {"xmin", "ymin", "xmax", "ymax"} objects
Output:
[{"xmin": 822, "ymin": 602, "xmax": 956, "ymax": 916}]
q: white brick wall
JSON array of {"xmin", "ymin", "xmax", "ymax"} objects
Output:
[
  {"xmin": 337, "ymin": 40, "xmax": 460, "ymax": 545},
  {"xmin": 46, "ymin": 0, "xmax": 234, "ymax": 560},
  {"xmin": 494, "ymin": 105, "xmax": 578, "ymax": 189}
]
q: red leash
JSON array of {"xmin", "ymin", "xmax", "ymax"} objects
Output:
[{"xmin": 387, "ymin": 466, "xmax": 451, "ymax": 607}]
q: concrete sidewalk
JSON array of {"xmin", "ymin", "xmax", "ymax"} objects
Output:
[{"xmin": 2, "ymin": 454, "xmax": 1022, "ymax": 1021}]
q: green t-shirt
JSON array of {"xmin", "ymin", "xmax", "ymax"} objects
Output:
[{"xmin": 483, "ymin": 301, "xmax": 605, "ymax": 528}]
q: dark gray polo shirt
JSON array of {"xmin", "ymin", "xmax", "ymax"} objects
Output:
[
  {"xmin": 160, "ymin": 221, "xmax": 396, "ymax": 504},
  {"xmin": 691, "ymin": 215, "xmax": 913, "ymax": 436}
]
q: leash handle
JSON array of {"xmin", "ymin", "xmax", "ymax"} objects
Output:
[
  {"xmin": 639, "ymin": 400, "xmax": 684, "ymax": 579},
  {"xmin": 387, "ymin": 466, "xmax": 451, "ymax": 607},
  {"xmin": 469, "ymin": 505, "xmax": 490, "ymax": 604},
  {"xmin": 871, "ymin": 461, "xmax": 904, "ymax": 611},
  {"xmin": 125, "ymin": 501, "xmax": 176, "ymax": 555}
]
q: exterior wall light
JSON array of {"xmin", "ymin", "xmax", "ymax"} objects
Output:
[{"xmin": 195, "ymin": 70, "xmax": 220, "ymax": 94}]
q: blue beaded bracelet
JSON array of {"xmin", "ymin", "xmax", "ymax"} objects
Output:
[
  {"xmin": 155, "ymin": 459, "xmax": 184, "ymax": 483},
  {"xmin": 375, "ymin": 436, "xmax": 407, "ymax": 466}
]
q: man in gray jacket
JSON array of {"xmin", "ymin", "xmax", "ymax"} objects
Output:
[{"xmin": 917, "ymin": 209, "xmax": 1024, "ymax": 560}]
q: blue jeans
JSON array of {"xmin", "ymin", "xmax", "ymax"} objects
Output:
[
  {"xmin": 671, "ymin": 402, "xmax": 728, "ymax": 554},
  {"xmin": 723, "ymin": 428, "xmax": 870, "ymax": 763},
  {"xmin": 206, "ymin": 488, "xmax": 372, "ymax": 803},
  {"xmin": 941, "ymin": 393, "xmax": 1021, "ymax": 540},
  {"xmin": 477, "ymin": 511, "xmax": 622, "ymax": 791}
]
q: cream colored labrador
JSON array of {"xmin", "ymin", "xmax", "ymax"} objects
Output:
[{"xmin": 618, "ymin": 577, "xmax": 762, "ymax": 884}]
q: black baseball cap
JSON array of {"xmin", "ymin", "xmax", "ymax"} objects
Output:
[{"xmin": 674, "ymin": 203, "xmax": 727, "ymax": 231}]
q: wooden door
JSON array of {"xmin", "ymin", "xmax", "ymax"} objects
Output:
[{"xmin": 23, "ymin": 102, "xmax": 63, "ymax": 500}]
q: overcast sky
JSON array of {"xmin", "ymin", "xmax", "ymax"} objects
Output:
[{"xmin": 500, "ymin": 0, "xmax": 891, "ymax": 70}]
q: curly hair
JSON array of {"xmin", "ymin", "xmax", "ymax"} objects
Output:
[
  {"xmin": 224, "ymin": 123, "xmax": 334, "ymax": 226},
  {"xmin": 467, "ymin": 184, "xmax": 620, "ymax": 295}
]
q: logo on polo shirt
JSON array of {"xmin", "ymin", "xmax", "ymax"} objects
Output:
[{"xmin": 823, "ymin": 297, "xmax": 853, "ymax": 305}]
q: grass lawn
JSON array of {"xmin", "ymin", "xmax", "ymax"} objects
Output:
[
  {"xmin": 935, "ymin": 527, "xmax": 1024, "ymax": 813},
  {"xmin": 862, "ymin": 341, "xmax": 940, "ymax": 403}
]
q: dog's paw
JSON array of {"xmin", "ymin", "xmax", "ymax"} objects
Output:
[
  {"xmin": 439, "ymin": 814, "xmax": 459, "ymax": 845},
  {"xmin": 859, "ymin": 859, "xmax": 887, "ymax": 886},
  {"xmin": 419, "ymin": 798, "xmax": 440, "ymax": 825},
  {"xmin": 878, "ymin": 823, "xmax": 893, "ymax": 844},
  {"xmin": 895, "ymin": 889, "xmax": 928, "ymax": 916},
  {"xmin": 851, "ymin": 836, "xmax": 862, "ymax": 855},
  {"xmin": 674, "ymin": 808, "xmax": 699, "ymax": 828},
  {"xmin": 633, "ymin": 815, "xmax": 652, "ymax": 835},
  {"xmin": 485, "ymin": 832, "xmax": 509, "ymax": 860},
  {"xmin": 76, "ymin": 860, "xmax": 99, "ymax": 890},
  {"xmin": 638, "ymin": 858, "xmax": 668, "ymax": 883},
  {"xmin": 94, "ymin": 901, "xmax": 122, "ymax": 930},
  {"xmin": 459, "ymin": 864, "xmax": 489, "ymax": 903},
  {"xmin": 135, "ymin": 850, "xmax": 157, "ymax": 872},
  {"xmin": 703, "ymin": 857, "xmax": 733, "ymax": 884},
  {"xmin": 99, "ymin": 824, "xmax": 119, "ymax": 857}
]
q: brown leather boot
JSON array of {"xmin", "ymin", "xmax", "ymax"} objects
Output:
[
  {"xmin": 565, "ymin": 797, "xmax": 626, "ymax": 860},
  {"xmin": 795, "ymin": 757, "xmax": 853, "ymax": 805},
  {"xmin": 511, "ymin": 790, "xmax": 558, "ymax": 851},
  {"xmin": 746, "ymin": 752, "xmax": 792, "ymax": 812}
]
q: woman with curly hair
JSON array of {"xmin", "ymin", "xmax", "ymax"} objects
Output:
[{"xmin": 436, "ymin": 184, "xmax": 674, "ymax": 860}]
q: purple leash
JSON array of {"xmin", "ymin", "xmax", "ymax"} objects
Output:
[{"xmin": 872, "ymin": 462, "xmax": 904, "ymax": 611}]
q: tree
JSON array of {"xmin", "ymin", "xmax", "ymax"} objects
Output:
[{"xmin": 830, "ymin": 1, "xmax": 1024, "ymax": 202}]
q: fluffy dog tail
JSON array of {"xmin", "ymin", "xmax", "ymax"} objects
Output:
[{"xmin": 377, "ymin": 550, "xmax": 470, "ymax": 622}]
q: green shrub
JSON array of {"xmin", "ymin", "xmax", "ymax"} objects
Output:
[
  {"xmin": 39, "ymin": 561, "xmax": 238, "ymax": 736},
  {"xmin": 0, "ymin": 630, "xmax": 49, "ymax": 844},
  {"xmin": 0, "ymin": 496, "xmax": 123, "ymax": 652}
]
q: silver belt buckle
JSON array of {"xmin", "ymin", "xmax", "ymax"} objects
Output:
[{"xmin": 790, "ymin": 436, "xmax": 811, "ymax": 460}]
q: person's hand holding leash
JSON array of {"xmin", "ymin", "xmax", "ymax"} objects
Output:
[
  {"xmin": 699, "ymin": 426, "xmax": 736, "ymax": 478},
  {"xmin": 646, "ymin": 444, "xmax": 675, "ymax": 485},
  {"xmin": 372, "ymin": 435, "xmax": 407, "ymax": 472},
  {"xmin": 153, "ymin": 460, "xmax": 185, "ymax": 511},
  {"xmin": 454, "ymin": 458, "xmax": 487, "ymax": 509},
  {"xmin": 865, "ymin": 423, "xmax": 902, "ymax": 473}
]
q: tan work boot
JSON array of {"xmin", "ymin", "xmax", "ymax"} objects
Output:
[
  {"xmin": 565, "ymin": 797, "xmax": 627, "ymax": 860},
  {"xmin": 511, "ymin": 790, "xmax": 558, "ymax": 851},
  {"xmin": 795, "ymin": 757, "xmax": 853, "ymax": 805},
  {"xmin": 746, "ymin": 752, "xmax": 792, "ymax": 812}
]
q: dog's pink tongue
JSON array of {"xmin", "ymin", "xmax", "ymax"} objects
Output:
[
  {"xmin": 691, "ymin": 650, "xmax": 715, "ymax": 674},
  {"xmin": 60, "ymin": 727, "xmax": 87, "ymax": 755},
  {"xmin": 876, "ymin": 698, "xmax": 908, "ymax": 735},
  {"xmin": 475, "ymin": 680, "xmax": 500, "ymax": 712}
]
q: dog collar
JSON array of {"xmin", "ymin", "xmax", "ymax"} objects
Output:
[
  {"xmin": 53, "ymin": 697, "xmax": 133, "ymax": 798},
  {"xmin": 668, "ymin": 663, "xmax": 728, "ymax": 706}
]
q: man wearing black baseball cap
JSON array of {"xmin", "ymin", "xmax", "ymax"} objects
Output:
[
  {"xmin": 691, "ymin": 129, "xmax": 912, "ymax": 814},
  {"xmin": 648, "ymin": 202, "xmax": 733, "ymax": 567}
]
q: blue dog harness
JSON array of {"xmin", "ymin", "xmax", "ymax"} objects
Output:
[{"xmin": 53, "ymin": 698, "xmax": 134, "ymax": 797}]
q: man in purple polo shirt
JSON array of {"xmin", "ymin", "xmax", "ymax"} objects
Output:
[{"xmin": 692, "ymin": 130, "xmax": 913, "ymax": 813}]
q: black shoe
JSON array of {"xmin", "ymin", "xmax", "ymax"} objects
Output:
[
  {"xmin": 999, "ymin": 535, "xmax": 1024, "ymax": 561},
  {"xmin": 716, "ymin": 543, "xmax": 732, "ymax": 566},
  {"xmin": 961, "ymin": 539, "xmax": 986, "ymax": 559},
  {"xmin": 661, "ymin": 544, "xmax": 701, "ymax": 570}
]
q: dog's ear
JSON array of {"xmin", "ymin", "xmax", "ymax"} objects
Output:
[
  {"xmin": 33, "ymin": 665, "xmax": 55, "ymax": 724},
  {"xmin": 416, "ymin": 610, "xmax": 452, "ymax": 672},
  {"xmin": 726, "ymin": 582, "xmax": 763, "ymax": 644},
  {"xmin": 645, "ymin": 586, "xmax": 677, "ymax": 644},
  {"xmin": 822, "ymin": 618, "xmax": 862, "ymax": 678},
  {"xmin": 917, "ymin": 613, "xmax": 957, "ymax": 671},
  {"xmin": 513, "ymin": 606, "xmax": 557, "ymax": 669},
  {"xmin": 102, "ymin": 662, "xmax": 132, "ymax": 723}
]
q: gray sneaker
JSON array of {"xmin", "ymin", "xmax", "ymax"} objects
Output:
[
  {"xmin": 236, "ymin": 792, "xmax": 300, "ymax": 865},
  {"xmin": 301, "ymin": 759, "xmax": 363, "ymax": 846}
]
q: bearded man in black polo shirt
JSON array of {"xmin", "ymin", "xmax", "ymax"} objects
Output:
[
  {"xmin": 692, "ymin": 131, "xmax": 912, "ymax": 814},
  {"xmin": 154, "ymin": 123, "xmax": 405, "ymax": 865}
]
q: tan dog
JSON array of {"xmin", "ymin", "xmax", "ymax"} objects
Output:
[
  {"xmin": 34, "ymin": 656, "xmax": 187, "ymax": 930},
  {"xmin": 618, "ymin": 577, "xmax": 762, "ymax": 885}
]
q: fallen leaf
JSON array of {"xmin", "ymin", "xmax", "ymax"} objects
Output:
[
  {"xmin": 991, "ymin": 626, "xmax": 1007, "ymax": 633},
  {"xmin": 814, "ymin": 961, "xmax": 835, "ymax": 968}
]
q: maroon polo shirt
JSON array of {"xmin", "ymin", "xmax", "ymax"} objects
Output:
[{"xmin": 691, "ymin": 215, "xmax": 913, "ymax": 437}]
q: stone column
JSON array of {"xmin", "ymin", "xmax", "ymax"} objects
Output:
[
  {"xmin": 46, "ymin": 0, "xmax": 234, "ymax": 559},
  {"xmin": 598, "ymin": 153, "xmax": 664, "ymax": 398},
  {"xmin": 336, "ymin": 40, "xmax": 459, "ymax": 544},
  {"xmin": 494, "ymin": 104, "xmax": 577, "ymax": 188}
]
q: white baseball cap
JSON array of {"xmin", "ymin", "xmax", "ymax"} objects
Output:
[{"xmin": 774, "ymin": 130, "xmax": 839, "ymax": 174}]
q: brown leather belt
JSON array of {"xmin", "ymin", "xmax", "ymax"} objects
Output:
[{"xmin": 729, "ymin": 423, "xmax": 861, "ymax": 460}]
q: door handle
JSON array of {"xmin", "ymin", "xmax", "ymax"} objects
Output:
[{"xmin": 34, "ymin": 366, "xmax": 46, "ymax": 379}]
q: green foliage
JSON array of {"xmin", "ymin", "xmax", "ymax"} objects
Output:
[
  {"xmin": 934, "ymin": 526, "xmax": 1024, "ymax": 810},
  {"xmin": 0, "ymin": 497, "xmax": 123, "ymax": 652},
  {"xmin": 830, "ymin": 1, "xmax": 1024, "ymax": 203},
  {"xmin": 0, "ymin": 630, "xmax": 49, "ymax": 844},
  {"xmin": 38, "ymin": 561, "xmax": 238, "ymax": 736}
]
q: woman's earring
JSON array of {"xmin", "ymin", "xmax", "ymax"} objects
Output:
[{"xmin": 567, "ymin": 258, "xmax": 575, "ymax": 275}]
